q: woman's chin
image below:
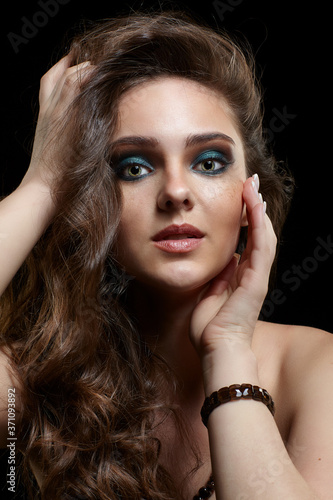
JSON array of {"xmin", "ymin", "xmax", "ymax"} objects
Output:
[{"xmin": 131, "ymin": 262, "xmax": 221, "ymax": 296}]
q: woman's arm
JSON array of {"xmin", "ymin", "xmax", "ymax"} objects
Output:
[
  {"xmin": 191, "ymin": 177, "xmax": 327, "ymax": 499},
  {"xmin": 0, "ymin": 56, "xmax": 91, "ymax": 297},
  {"xmin": 0, "ymin": 183, "xmax": 55, "ymax": 297}
]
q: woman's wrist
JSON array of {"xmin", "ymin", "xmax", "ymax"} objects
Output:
[
  {"xmin": 18, "ymin": 167, "xmax": 53, "ymax": 192},
  {"xmin": 14, "ymin": 179, "xmax": 57, "ymax": 232},
  {"xmin": 201, "ymin": 344, "xmax": 260, "ymax": 396}
]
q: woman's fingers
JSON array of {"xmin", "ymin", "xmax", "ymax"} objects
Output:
[
  {"xmin": 241, "ymin": 176, "xmax": 276, "ymax": 276},
  {"xmin": 39, "ymin": 54, "xmax": 72, "ymax": 105},
  {"xmin": 39, "ymin": 56, "xmax": 92, "ymax": 117}
]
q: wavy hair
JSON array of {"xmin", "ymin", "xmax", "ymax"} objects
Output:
[{"xmin": 0, "ymin": 10, "xmax": 293, "ymax": 500}]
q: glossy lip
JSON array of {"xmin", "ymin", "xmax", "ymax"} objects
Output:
[{"xmin": 152, "ymin": 224, "xmax": 204, "ymax": 253}]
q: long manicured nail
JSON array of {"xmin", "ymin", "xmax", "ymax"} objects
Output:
[
  {"xmin": 263, "ymin": 201, "xmax": 267, "ymax": 214},
  {"xmin": 252, "ymin": 173, "xmax": 260, "ymax": 192}
]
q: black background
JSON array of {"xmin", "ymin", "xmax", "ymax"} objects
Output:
[{"xmin": 1, "ymin": 1, "xmax": 331, "ymax": 497}]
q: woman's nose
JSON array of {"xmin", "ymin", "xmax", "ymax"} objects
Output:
[{"xmin": 157, "ymin": 168, "xmax": 195, "ymax": 211}]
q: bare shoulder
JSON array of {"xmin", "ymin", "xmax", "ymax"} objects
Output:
[
  {"xmin": 255, "ymin": 321, "xmax": 333, "ymax": 498},
  {"xmin": 0, "ymin": 349, "xmax": 21, "ymax": 448},
  {"xmin": 269, "ymin": 320, "xmax": 333, "ymax": 411},
  {"xmin": 269, "ymin": 321, "xmax": 332, "ymax": 377},
  {"xmin": 254, "ymin": 320, "xmax": 333, "ymax": 369},
  {"xmin": 254, "ymin": 320, "xmax": 333, "ymax": 404}
]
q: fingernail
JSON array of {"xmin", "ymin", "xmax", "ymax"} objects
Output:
[
  {"xmin": 258, "ymin": 193, "xmax": 263, "ymax": 204},
  {"xmin": 263, "ymin": 201, "xmax": 267, "ymax": 214},
  {"xmin": 252, "ymin": 173, "xmax": 260, "ymax": 192}
]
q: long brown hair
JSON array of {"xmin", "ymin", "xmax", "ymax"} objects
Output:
[{"xmin": 0, "ymin": 10, "xmax": 293, "ymax": 499}]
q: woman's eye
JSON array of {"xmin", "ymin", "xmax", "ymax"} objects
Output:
[
  {"xmin": 198, "ymin": 159, "xmax": 220, "ymax": 172},
  {"xmin": 115, "ymin": 157, "xmax": 153, "ymax": 181},
  {"xmin": 192, "ymin": 151, "xmax": 231, "ymax": 175},
  {"xmin": 127, "ymin": 165, "xmax": 147, "ymax": 177}
]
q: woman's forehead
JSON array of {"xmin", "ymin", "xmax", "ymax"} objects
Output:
[{"xmin": 113, "ymin": 77, "xmax": 243, "ymax": 150}]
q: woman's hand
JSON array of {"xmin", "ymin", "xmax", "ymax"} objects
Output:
[
  {"xmin": 190, "ymin": 175, "xmax": 277, "ymax": 361},
  {"xmin": 20, "ymin": 55, "xmax": 92, "ymax": 189}
]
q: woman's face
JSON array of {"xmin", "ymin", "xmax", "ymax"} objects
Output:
[{"xmin": 111, "ymin": 77, "xmax": 248, "ymax": 294}]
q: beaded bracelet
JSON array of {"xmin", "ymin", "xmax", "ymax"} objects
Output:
[{"xmin": 201, "ymin": 383, "xmax": 275, "ymax": 427}]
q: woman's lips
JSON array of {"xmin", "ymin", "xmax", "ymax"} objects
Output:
[{"xmin": 152, "ymin": 224, "xmax": 204, "ymax": 253}]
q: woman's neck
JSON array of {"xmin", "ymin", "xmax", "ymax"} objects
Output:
[{"xmin": 126, "ymin": 281, "xmax": 206, "ymax": 397}]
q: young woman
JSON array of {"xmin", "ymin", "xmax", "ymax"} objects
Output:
[{"xmin": 0, "ymin": 11, "xmax": 332, "ymax": 500}]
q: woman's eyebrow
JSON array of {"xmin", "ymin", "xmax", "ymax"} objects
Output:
[
  {"xmin": 110, "ymin": 132, "xmax": 235, "ymax": 149},
  {"xmin": 185, "ymin": 133, "xmax": 235, "ymax": 147},
  {"xmin": 110, "ymin": 136, "xmax": 159, "ymax": 148}
]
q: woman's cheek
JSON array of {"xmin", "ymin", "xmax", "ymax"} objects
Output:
[
  {"xmin": 199, "ymin": 179, "xmax": 244, "ymax": 217},
  {"xmin": 198, "ymin": 182, "xmax": 225, "ymax": 203}
]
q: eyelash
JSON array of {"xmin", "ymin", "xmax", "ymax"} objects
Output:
[{"xmin": 114, "ymin": 150, "xmax": 232, "ymax": 181}]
